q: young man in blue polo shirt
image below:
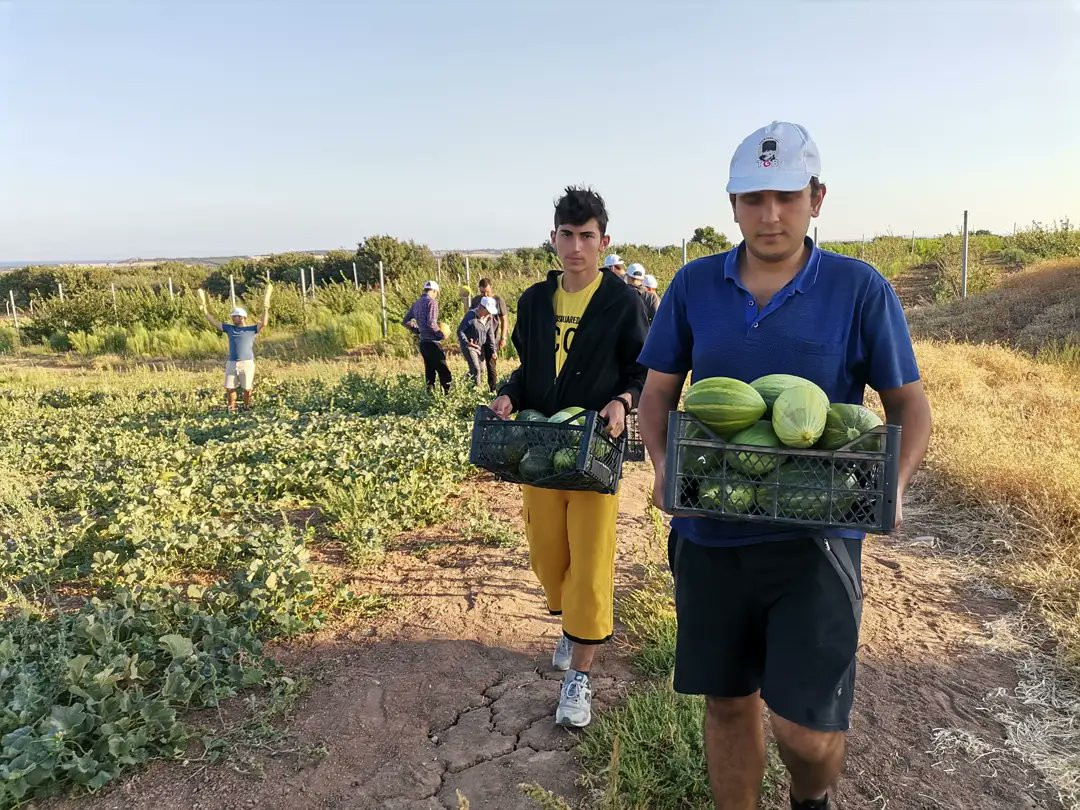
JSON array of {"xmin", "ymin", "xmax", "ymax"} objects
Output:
[{"xmin": 637, "ymin": 122, "xmax": 932, "ymax": 810}]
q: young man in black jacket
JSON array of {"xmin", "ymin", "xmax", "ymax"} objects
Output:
[{"xmin": 491, "ymin": 186, "xmax": 648, "ymax": 728}]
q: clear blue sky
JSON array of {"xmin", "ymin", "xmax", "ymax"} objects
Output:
[{"xmin": 2, "ymin": 0, "xmax": 1078, "ymax": 261}]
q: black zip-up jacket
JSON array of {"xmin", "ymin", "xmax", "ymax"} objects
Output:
[{"xmin": 499, "ymin": 268, "xmax": 649, "ymax": 416}]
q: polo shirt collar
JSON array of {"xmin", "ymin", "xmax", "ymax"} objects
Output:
[{"xmin": 723, "ymin": 236, "xmax": 821, "ymax": 294}]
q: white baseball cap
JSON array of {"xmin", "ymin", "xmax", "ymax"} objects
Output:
[
  {"xmin": 726, "ymin": 121, "xmax": 821, "ymax": 194},
  {"xmin": 627, "ymin": 263, "xmax": 645, "ymax": 279},
  {"xmin": 230, "ymin": 307, "xmax": 247, "ymax": 317},
  {"xmin": 479, "ymin": 296, "xmax": 499, "ymax": 315},
  {"xmin": 423, "ymin": 280, "xmax": 440, "ymax": 291},
  {"xmin": 643, "ymin": 274, "xmax": 658, "ymax": 289},
  {"xmin": 603, "ymin": 253, "xmax": 625, "ymax": 268}
]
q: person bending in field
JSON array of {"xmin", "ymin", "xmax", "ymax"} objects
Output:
[
  {"xmin": 457, "ymin": 296, "xmax": 500, "ymax": 390},
  {"xmin": 470, "ymin": 278, "xmax": 510, "ymax": 389},
  {"xmin": 636, "ymin": 122, "xmax": 932, "ymax": 810},
  {"xmin": 199, "ymin": 284, "xmax": 272, "ymax": 413},
  {"xmin": 403, "ymin": 280, "xmax": 451, "ymax": 393},
  {"xmin": 491, "ymin": 186, "xmax": 648, "ymax": 728}
]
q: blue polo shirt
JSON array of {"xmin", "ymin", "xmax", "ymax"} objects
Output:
[
  {"xmin": 638, "ymin": 238, "xmax": 919, "ymax": 548},
  {"xmin": 222, "ymin": 324, "xmax": 260, "ymax": 361}
]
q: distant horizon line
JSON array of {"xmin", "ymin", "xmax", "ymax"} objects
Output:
[{"xmin": 0, "ymin": 230, "xmax": 976, "ymax": 269}]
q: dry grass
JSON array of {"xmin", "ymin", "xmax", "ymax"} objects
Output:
[
  {"xmin": 913, "ymin": 339, "xmax": 1080, "ymax": 666},
  {"xmin": 908, "ymin": 259, "xmax": 1080, "ymax": 355}
]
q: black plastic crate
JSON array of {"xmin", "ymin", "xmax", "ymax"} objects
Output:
[
  {"xmin": 663, "ymin": 411, "xmax": 902, "ymax": 533},
  {"xmin": 625, "ymin": 410, "xmax": 646, "ymax": 462},
  {"xmin": 469, "ymin": 406, "xmax": 626, "ymax": 495}
]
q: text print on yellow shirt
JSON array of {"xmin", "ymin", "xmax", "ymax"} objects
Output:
[{"xmin": 553, "ymin": 271, "xmax": 602, "ymax": 377}]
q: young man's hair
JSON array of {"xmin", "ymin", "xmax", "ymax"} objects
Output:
[
  {"xmin": 478, "ymin": 277, "xmax": 492, "ymax": 290},
  {"xmin": 554, "ymin": 186, "xmax": 609, "ymax": 235}
]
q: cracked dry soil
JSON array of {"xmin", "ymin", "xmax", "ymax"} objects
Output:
[{"xmin": 50, "ymin": 467, "xmax": 1066, "ymax": 809}]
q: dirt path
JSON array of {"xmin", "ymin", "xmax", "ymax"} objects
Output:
[{"xmin": 55, "ymin": 467, "xmax": 1064, "ymax": 809}]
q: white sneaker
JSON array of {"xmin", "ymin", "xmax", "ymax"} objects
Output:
[
  {"xmin": 552, "ymin": 636, "xmax": 573, "ymax": 671},
  {"xmin": 555, "ymin": 671, "xmax": 592, "ymax": 728}
]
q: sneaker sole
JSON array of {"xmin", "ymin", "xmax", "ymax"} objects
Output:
[{"xmin": 555, "ymin": 712, "xmax": 591, "ymax": 728}]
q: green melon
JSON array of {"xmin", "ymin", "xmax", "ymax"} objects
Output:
[
  {"xmin": 680, "ymin": 447, "xmax": 720, "ymax": 477},
  {"xmin": 548, "ymin": 406, "xmax": 587, "ymax": 425},
  {"xmin": 684, "ymin": 377, "xmax": 766, "ymax": 435},
  {"xmin": 818, "ymin": 404, "xmax": 884, "ymax": 451},
  {"xmin": 755, "ymin": 460, "xmax": 858, "ymax": 521},
  {"xmin": 516, "ymin": 409, "xmax": 548, "ymax": 422},
  {"xmin": 500, "ymin": 440, "xmax": 527, "ymax": 466},
  {"xmin": 750, "ymin": 374, "xmax": 829, "ymax": 415},
  {"xmin": 772, "ymin": 386, "xmax": 829, "ymax": 448},
  {"xmin": 723, "ymin": 420, "xmax": 785, "ymax": 477},
  {"xmin": 553, "ymin": 447, "xmax": 577, "ymax": 473},
  {"xmin": 519, "ymin": 449, "xmax": 554, "ymax": 482},
  {"xmin": 700, "ymin": 481, "xmax": 756, "ymax": 514}
]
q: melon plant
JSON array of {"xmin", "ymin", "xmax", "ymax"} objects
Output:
[
  {"xmin": 750, "ymin": 374, "xmax": 828, "ymax": 415},
  {"xmin": 724, "ymin": 420, "xmax": 785, "ymax": 477},
  {"xmin": 684, "ymin": 377, "xmax": 765, "ymax": 435},
  {"xmin": 818, "ymin": 404, "xmax": 883, "ymax": 451},
  {"xmin": 772, "ymin": 386, "xmax": 829, "ymax": 448}
]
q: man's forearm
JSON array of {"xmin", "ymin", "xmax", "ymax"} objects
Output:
[
  {"xmin": 638, "ymin": 385, "xmax": 679, "ymax": 470},
  {"xmin": 885, "ymin": 396, "xmax": 932, "ymax": 492}
]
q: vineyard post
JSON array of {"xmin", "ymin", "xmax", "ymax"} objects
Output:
[
  {"xmin": 29, "ymin": 298, "xmax": 33, "ymax": 315},
  {"xmin": 168, "ymin": 277, "xmax": 175, "ymax": 299},
  {"xmin": 911, "ymin": 231, "xmax": 915, "ymax": 254},
  {"xmin": 681, "ymin": 238, "xmax": 687, "ymax": 267},
  {"xmin": 229, "ymin": 274, "xmax": 236, "ymax": 307},
  {"xmin": 352, "ymin": 262, "xmax": 359, "ymax": 290},
  {"xmin": 58, "ymin": 282, "xmax": 64, "ymax": 302},
  {"xmin": 813, "ymin": 226, "xmax": 818, "ymax": 245},
  {"xmin": 111, "ymin": 283, "xmax": 118, "ymax": 324},
  {"xmin": 961, "ymin": 209, "xmax": 969, "ymax": 299},
  {"xmin": 309, "ymin": 266, "xmax": 316, "ymax": 299},
  {"xmin": 436, "ymin": 255, "xmax": 441, "ymax": 283},
  {"xmin": 8, "ymin": 290, "xmax": 18, "ymax": 333},
  {"xmin": 300, "ymin": 267, "xmax": 308, "ymax": 300},
  {"xmin": 379, "ymin": 260, "xmax": 387, "ymax": 338},
  {"xmin": 465, "ymin": 256, "xmax": 471, "ymax": 289}
]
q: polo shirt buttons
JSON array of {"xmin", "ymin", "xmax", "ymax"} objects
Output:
[
  {"xmin": 747, "ymin": 300, "xmax": 754, "ymax": 307},
  {"xmin": 752, "ymin": 322, "xmax": 759, "ymax": 328}
]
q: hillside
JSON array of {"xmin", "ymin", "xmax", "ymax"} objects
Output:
[{"xmin": 906, "ymin": 258, "xmax": 1080, "ymax": 353}]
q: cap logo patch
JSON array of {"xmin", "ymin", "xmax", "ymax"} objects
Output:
[{"xmin": 758, "ymin": 137, "xmax": 779, "ymax": 168}]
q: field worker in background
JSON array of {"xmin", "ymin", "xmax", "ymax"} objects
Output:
[
  {"xmin": 641, "ymin": 274, "xmax": 661, "ymax": 324},
  {"xmin": 198, "ymin": 284, "xmax": 272, "ymax": 413},
  {"xmin": 491, "ymin": 186, "xmax": 648, "ymax": 728},
  {"xmin": 637, "ymin": 121, "xmax": 931, "ymax": 810},
  {"xmin": 626, "ymin": 263, "xmax": 646, "ymax": 290},
  {"xmin": 603, "ymin": 253, "xmax": 627, "ymax": 281},
  {"xmin": 457, "ymin": 296, "xmax": 499, "ymax": 390},
  {"xmin": 470, "ymin": 277, "xmax": 510, "ymax": 389},
  {"xmin": 402, "ymin": 280, "xmax": 452, "ymax": 394}
]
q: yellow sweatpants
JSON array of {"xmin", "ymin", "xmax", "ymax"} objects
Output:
[{"xmin": 522, "ymin": 484, "xmax": 620, "ymax": 644}]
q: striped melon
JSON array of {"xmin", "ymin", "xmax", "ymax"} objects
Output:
[{"xmin": 684, "ymin": 377, "xmax": 765, "ymax": 435}]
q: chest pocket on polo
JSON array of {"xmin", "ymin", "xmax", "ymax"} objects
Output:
[{"xmin": 787, "ymin": 337, "xmax": 846, "ymax": 387}]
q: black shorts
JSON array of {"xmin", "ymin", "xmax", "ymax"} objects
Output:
[{"xmin": 668, "ymin": 531, "xmax": 863, "ymax": 731}]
